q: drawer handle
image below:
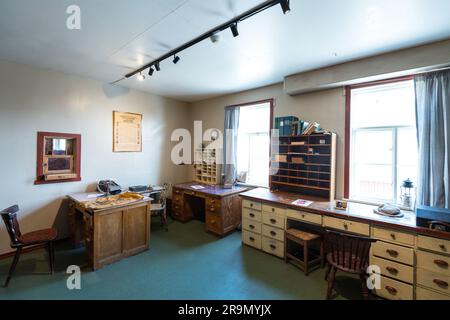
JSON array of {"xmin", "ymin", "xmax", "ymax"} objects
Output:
[
  {"xmin": 249, "ymin": 224, "xmax": 255, "ymax": 229},
  {"xmin": 390, "ymin": 233, "xmax": 396, "ymax": 240},
  {"xmin": 175, "ymin": 212, "xmax": 179, "ymax": 216},
  {"xmin": 271, "ymin": 208, "xmax": 275, "ymax": 212},
  {"xmin": 301, "ymin": 214, "xmax": 305, "ymax": 219},
  {"xmin": 386, "ymin": 249, "xmax": 399, "ymax": 257},
  {"xmin": 209, "ymin": 206, "xmax": 215, "ymax": 212},
  {"xmin": 270, "ymin": 231, "xmax": 277, "ymax": 236},
  {"xmin": 439, "ymin": 244, "xmax": 447, "ymax": 251},
  {"xmin": 385, "ymin": 286, "xmax": 398, "ymax": 295},
  {"xmin": 210, "ymin": 219, "xmax": 216, "ymax": 225},
  {"xmin": 250, "ymin": 203, "xmax": 254, "ymax": 207},
  {"xmin": 249, "ymin": 237, "xmax": 255, "ymax": 242},
  {"xmin": 270, "ymin": 218, "xmax": 277, "ymax": 224},
  {"xmin": 433, "ymin": 279, "xmax": 449, "ymax": 288},
  {"xmin": 434, "ymin": 259, "xmax": 449, "ymax": 268},
  {"xmin": 250, "ymin": 213, "xmax": 255, "ymax": 218},
  {"xmin": 270, "ymin": 244, "xmax": 277, "ymax": 250},
  {"xmin": 386, "ymin": 266, "xmax": 399, "ymax": 274},
  {"xmin": 343, "ymin": 223, "xmax": 348, "ymax": 230}
]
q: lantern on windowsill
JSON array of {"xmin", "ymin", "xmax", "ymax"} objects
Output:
[{"xmin": 400, "ymin": 178, "xmax": 415, "ymax": 209}]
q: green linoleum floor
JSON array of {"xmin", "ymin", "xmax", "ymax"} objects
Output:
[{"xmin": 0, "ymin": 220, "xmax": 368, "ymax": 300}]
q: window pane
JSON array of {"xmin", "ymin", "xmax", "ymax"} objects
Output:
[
  {"xmin": 236, "ymin": 103, "xmax": 270, "ymax": 187},
  {"xmin": 349, "ymin": 79, "xmax": 418, "ymax": 205},
  {"xmin": 351, "ymin": 81, "xmax": 415, "ymax": 128},
  {"xmin": 397, "ymin": 127, "xmax": 418, "ymax": 202},
  {"xmin": 351, "ymin": 129, "xmax": 393, "ymax": 201}
]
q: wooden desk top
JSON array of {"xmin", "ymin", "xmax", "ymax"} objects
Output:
[
  {"xmin": 240, "ymin": 188, "xmax": 450, "ymax": 240},
  {"xmin": 68, "ymin": 192, "xmax": 152, "ymax": 213},
  {"xmin": 173, "ymin": 182, "xmax": 249, "ymax": 197}
]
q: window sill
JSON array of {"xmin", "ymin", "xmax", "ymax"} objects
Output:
[
  {"xmin": 344, "ymin": 198, "xmax": 415, "ymax": 212},
  {"xmin": 236, "ymin": 182, "xmax": 269, "ymax": 189}
]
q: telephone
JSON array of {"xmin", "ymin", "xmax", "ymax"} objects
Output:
[{"xmin": 97, "ymin": 180, "xmax": 122, "ymax": 195}]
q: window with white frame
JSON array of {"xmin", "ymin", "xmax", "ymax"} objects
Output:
[
  {"xmin": 236, "ymin": 102, "xmax": 271, "ymax": 187},
  {"xmin": 349, "ymin": 80, "xmax": 418, "ymax": 204}
]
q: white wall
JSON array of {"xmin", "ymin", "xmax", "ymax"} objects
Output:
[
  {"xmin": 189, "ymin": 83, "xmax": 346, "ymax": 198},
  {"xmin": 0, "ymin": 60, "xmax": 190, "ymax": 254}
]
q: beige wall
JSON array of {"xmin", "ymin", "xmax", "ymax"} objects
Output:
[
  {"xmin": 189, "ymin": 83, "xmax": 346, "ymax": 198},
  {"xmin": 0, "ymin": 60, "xmax": 190, "ymax": 254}
]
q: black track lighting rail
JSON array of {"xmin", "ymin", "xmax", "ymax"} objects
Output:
[{"xmin": 124, "ymin": 0, "xmax": 289, "ymax": 79}]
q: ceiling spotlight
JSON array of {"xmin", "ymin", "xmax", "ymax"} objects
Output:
[
  {"xmin": 137, "ymin": 72, "xmax": 145, "ymax": 81},
  {"xmin": 173, "ymin": 55, "xmax": 180, "ymax": 64},
  {"xmin": 230, "ymin": 23, "xmax": 239, "ymax": 37},
  {"xmin": 280, "ymin": 0, "xmax": 290, "ymax": 14},
  {"xmin": 210, "ymin": 33, "xmax": 221, "ymax": 43},
  {"xmin": 148, "ymin": 67, "xmax": 154, "ymax": 76},
  {"xmin": 155, "ymin": 62, "xmax": 160, "ymax": 71}
]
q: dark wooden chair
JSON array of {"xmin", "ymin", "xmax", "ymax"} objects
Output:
[
  {"xmin": 1, "ymin": 205, "xmax": 58, "ymax": 287},
  {"xmin": 324, "ymin": 230, "xmax": 377, "ymax": 300}
]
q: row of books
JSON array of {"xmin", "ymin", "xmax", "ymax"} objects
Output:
[{"xmin": 274, "ymin": 116, "xmax": 321, "ymax": 136}]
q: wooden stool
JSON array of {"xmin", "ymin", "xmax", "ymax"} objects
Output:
[{"xmin": 285, "ymin": 228, "xmax": 324, "ymax": 275}]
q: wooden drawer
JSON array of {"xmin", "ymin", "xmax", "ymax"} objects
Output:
[
  {"xmin": 417, "ymin": 268, "xmax": 450, "ymax": 295},
  {"xmin": 322, "ymin": 216, "xmax": 370, "ymax": 236},
  {"xmin": 242, "ymin": 230, "xmax": 261, "ymax": 250},
  {"xmin": 286, "ymin": 209, "xmax": 322, "ymax": 225},
  {"xmin": 372, "ymin": 241, "xmax": 414, "ymax": 266},
  {"xmin": 206, "ymin": 197, "xmax": 221, "ymax": 212},
  {"xmin": 262, "ymin": 224, "xmax": 284, "ymax": 242},
  {"xmin": 417, "ymin": 250, "xmax": 450, "ymax": 275},
  {"xmin": 242, "ymin": 199, "xmax": 262, "ymax": 211},
  {"xmin": 205, "ymin": 212, "xmax": 222, "ymax": 235},
  {"xmin": 172, "ymin": 202, "xmax": 183, "ymax": 212},
  {"xmin": 373, "ymin": 227, "xmax": 415, "ymax": 246},
  {"xmin": 416, "ymin": 286, "xmax": 450, "ymax": 300},
  {"xmin": 242, "ymin": 218, "xmax": 262, "ymax": 234},
  {"xmin": 262, "ymin": 204, "xmax": 286, "ymax": 215},
  {"xmin": 417, "ymin": 235, "xmax": 450, "ymax": 254},
  {"xmin": 262, "ymin": 212, "xmax": 285, "ymax": 230},
  {"xmin": 374, "ymin": 276, "xmax": 413, "ymax": 300},
  {"xmin": 172, "ymin": 188, "xmax": 183, "ymax": 196},
  {"xmin": 172, "ymin": 194, "xmax": 183, "ymax": 205},
  {"xmin": 370, "ymin": 255, "xmax": 414, "ymax": 284},
  {"xmin": 262, "ymin": 236, "xmax": 284, "ymax": 258},
  {"xmin": 242, "ymin": 208, "xmax": 262, "ymax": 222}
]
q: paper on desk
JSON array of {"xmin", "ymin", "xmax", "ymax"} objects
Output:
[
  {"xmin": 87, "ymin": 193, "xmax": 104, "ymax": 198},
  {"xmin": 292, "ymin": 199, "xmax": 313, "ymax": 207},
  {"xmin": 190, "ymin": 185, "xmax": 205, "ymax": 190}
]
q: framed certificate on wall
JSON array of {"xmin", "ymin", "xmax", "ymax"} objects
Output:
[{"xmin": 113, "ymin": 111, "xmax": 142, "ymax": 152}]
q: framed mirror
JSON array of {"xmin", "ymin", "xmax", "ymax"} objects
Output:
[{"xmin": 35, "ymin": 132, "xmax": 81, "ymax": 184}]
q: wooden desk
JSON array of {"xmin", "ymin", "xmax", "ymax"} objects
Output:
[
  {"xmin": 68, "ymin": 193, "xmax": 152, "ymax": 270},
  {"xmin": 240, "ymin": 188, "xmax": 450, "ymax": 300},
  {"xmin": 172, "ymin": 182, "xmax": 249, "ymax": 236}
]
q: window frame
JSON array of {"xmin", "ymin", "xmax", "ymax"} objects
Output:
[
  {"xmin": 227, "ymin": 98, "xmax": 274, "ymax": 188},
  {"xmin": 344, "ymin": 75, "xmax": 415, "ymax": 201}
]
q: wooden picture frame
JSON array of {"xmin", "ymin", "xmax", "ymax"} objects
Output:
[
  {"xmin": 113, "ymin": 111, "xmax": 143, "ymax": 152},
  {"xmin": 35, "ymin": 132, "xmax": 81, "ymax": 185}
]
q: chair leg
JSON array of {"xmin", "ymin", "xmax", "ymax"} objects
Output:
[
  {"xmin": 360, "ymin": 274, "xmax": 369, "ymax": 300},
  {"xmin": 4, "ymin": 247, "xmax": 22, "ymax": 288},
  {"xmin": 303, "ymin": 241, "xmax": 309, "ymax": 276},
  {"xmin": 326, "ymin": 267, "xmax": 337, "ymax": 300},
  {"xmin": 162, "ymin": 208, "xmax": 168, "ymax": 232},
  {"xmin": 324, "ymin": 262, "xmax": 331, "ymax": 281},
  {"xmin": 47, "ymin": 241, "xmax": 55, "ymax": 274}
]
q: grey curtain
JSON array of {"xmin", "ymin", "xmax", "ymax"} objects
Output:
[
  {"xmin": 223, "ymin": 106, "xmax": 240, "ymax": 186},
  {"xmin": 415, "ymin": 70, "xmax": 450, "ymax": 208}
]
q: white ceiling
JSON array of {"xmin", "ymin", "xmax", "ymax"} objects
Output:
[{"xmin": 1, "ymin": 0, "xmax": 450, "ymax": 102}]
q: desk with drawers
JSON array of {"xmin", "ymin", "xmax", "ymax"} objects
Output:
[
  {"xmin": 240, "ymin": 188, "xmax": 450, "ymax": 300},
  {"xmin": 172, "ymin": 182, "xmax": 248, "ymax": 236}
]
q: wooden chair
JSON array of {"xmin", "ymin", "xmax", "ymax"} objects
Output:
[
  {"xmin": 150, "ymin": 183, "xmax": 169, "ymax": 231},
  {"xmin": 285, "ymin": 228, "xmax": 324, "ymax": 276},
  {"xmin": 1, "ymin": 205, "xmax": 58, "ymax": 287},
  {"xmin": 324, "ymin": 230, "xmax": 377, "ymax": 300}
]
